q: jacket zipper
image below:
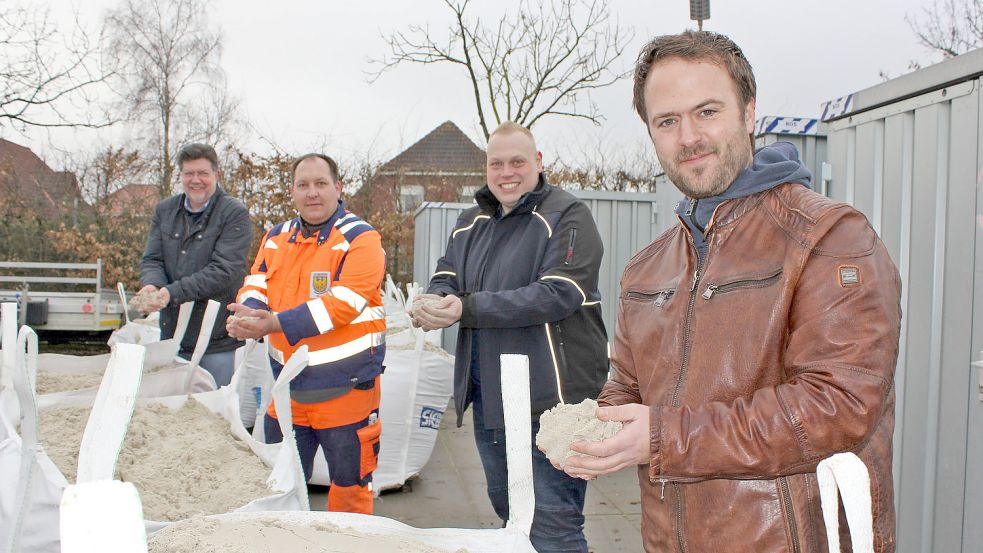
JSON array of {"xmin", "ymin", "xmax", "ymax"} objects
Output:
[
  {"xmin": 564, "ymin": 228, "xmax": 577, "ymax": 265},
  {"xmin": 671, "ymin": 245, "xmax": 707, "ymax": 408},
  {"xmin": 674, "ymin": 482, "xmax": 687, "ymax": 553},
  {"xmin": 554, "ymin": 323, "xmax": 568, "ymax": 400},
  {"xmin": 701, "ymin": 269, "xmax": 784, "ymax": 300},
  {"xmin": 778, "ymin": 477, "xmax": 801, "ymax": 553},
  {"xmin": 625, "ymin": 289, "xmax": 675, "ymax": 307}
]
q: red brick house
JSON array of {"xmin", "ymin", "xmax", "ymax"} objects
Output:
[
  {"xmin": 102, "ymin": 183, "xmax": 159, "ymax": 217},
  {"xmin": 350, "ymin": 121, "xmax": 486, "ymax": 283},
  {"xmin": 0, "ymin": 138, "xmax": 85, "ymax": 221}
]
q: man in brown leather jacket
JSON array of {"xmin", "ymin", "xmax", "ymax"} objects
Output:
[{"xmin": 562, "ymin": 31, "xmax": 901, "ymax": 553}]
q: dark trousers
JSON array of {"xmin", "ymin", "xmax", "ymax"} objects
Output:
[{"xmin": 470, "ymin": 354, "xmax": 589, "ymax": 552}]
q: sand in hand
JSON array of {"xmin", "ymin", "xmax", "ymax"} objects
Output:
[{"xmin": 536, "ymin": 399, "xmax": 623, "ymax": 469}]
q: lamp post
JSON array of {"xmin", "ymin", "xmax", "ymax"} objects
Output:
[{"xmin": 690, "ymin": 0, "xmax": 710, "ymax": 31}]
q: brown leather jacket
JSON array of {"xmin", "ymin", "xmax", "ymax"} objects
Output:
[{"xmin": 598, "ymin": 183, "xmax": 900, "ymax": 553}]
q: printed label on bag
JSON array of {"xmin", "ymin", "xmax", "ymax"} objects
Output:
[{"xmin": 419, "ymin": 407, "xmax": 443, "ymax": 430}]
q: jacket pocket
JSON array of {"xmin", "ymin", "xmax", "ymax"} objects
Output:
[
  {"xmin": 700, "ymin": 267, "xmax": 783, "ymax": 300},
  {"xmin": 625, "ymin": 287, "xmax": 677, "ymax": 308}
]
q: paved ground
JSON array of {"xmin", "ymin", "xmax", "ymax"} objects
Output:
[{"xmin": 311, "ymin": 403, "xmax": 643, "ymax": 552}]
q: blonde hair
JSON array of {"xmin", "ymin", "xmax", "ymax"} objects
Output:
[{"xmin": 488, "ymin": 121, "xmax": 538, "ymax": 151}]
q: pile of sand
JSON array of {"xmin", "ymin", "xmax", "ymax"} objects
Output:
[
  {"xmin": 36, "ymin": 362, "xmax": 186, "ymax": 395},
  {"xmin": 536, "ymin": 399, "xmax": 623, "ymax": 469},
  {"xmin": 40, "ymin": 399, "xmax": 273, "ymax": 521},
  {"xmin": 148, "ymin": 517, "xmax": 469, "ymax": 553}
]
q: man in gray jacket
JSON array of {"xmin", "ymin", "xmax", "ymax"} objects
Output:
[{"xmin": 138, "ymin": 143, "xmax": 252, "ymax": 386}]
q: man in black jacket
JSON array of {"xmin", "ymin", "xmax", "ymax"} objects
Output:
[
  {"xmin": 138, "ymin": 143, "xmax": 252, "ymax": 387},
  {"xmin": 413, "ymin": 122, "xmax": 608, "ymax": 553}
]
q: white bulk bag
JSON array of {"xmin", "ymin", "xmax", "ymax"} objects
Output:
[
  {"xmin": 37, "ymin": 301, "xmax": 216, "ymax": 399},
  {"xmin": 816, "ymin": 452, "xmax": 875, "ymax": 553},
  {"xmin": 8, "ymin": 340, "xmax": 309, "ymax": 551},
  {"xmin": 107, "ymin": 313, "xmax": 161, "ymax": 347},
  {"xmin": 305, "ymin": 328, "xmax": 454, "ymax": 490},
  {"xmin": 124, "ymin": 340, "xmax": 311, "ymax": 534},
  {"xmin": 0, "ymin": 325, "xmax": 145, "ymax": 553},
  {"xmin": 147, "ymin": 354, "xmax": 537, "ymax": 553}
]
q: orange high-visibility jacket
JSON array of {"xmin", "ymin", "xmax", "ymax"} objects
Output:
[{"xmin": 237, "ymin": 205, "xmax": 386, "ymax": 389}]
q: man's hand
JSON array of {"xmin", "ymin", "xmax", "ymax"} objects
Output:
[
  {"xmin": 226, "ymin": 303, "xmax": 281, "ymax": 340},
  {"xmin": 134, "ymin": 285, "xmax": 169, "ymax": 314},
  {"xmin": 562, "ymin": 403, "xmax": 653, "ymax": 479},
  {"xmin": 412, "ymin": 294, "xmax": 462, "ymax": 331}
]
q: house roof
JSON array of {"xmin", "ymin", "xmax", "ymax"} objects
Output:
[
  {"xmin": 0, "ymin": 138, "xmax": 84, "ymax": 216},
  {"xmin": 104, "ymin": 183, "xmax": 158, "ymax": 215},
  {"xmin": 379, "ymin": 121, "xmax": 485, "ymax": 175}
]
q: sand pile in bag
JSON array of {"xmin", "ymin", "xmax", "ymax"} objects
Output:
[
  {"xmin": 148, "ymin": 517, "xmax": 470, "ymax": 553},
  {"xmin": 536, "ymin": 399, "xmax": 623, "ymax": 469},
  {"xmin": 36, "ymin": 362, "xmax": 186, "ymax": 394},
  {"xmin": 39, "ymin": 399, "xmax": 272, "ymax": 520}
]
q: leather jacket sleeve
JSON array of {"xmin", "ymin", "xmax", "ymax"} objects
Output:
[{"xmin": 653, "ymin": 208, "xmax": 901, "ymax": 479}]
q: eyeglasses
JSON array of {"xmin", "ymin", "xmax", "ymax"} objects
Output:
[{"xmin": 181, "ymin": 170, "xmax": 213, "ymax": 179}]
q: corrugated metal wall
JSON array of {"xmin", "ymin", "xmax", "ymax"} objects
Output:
[
  {"xmin": 824, "ymin": 48, "xmax": 983, "ymax": 553},
  {"xmin": 413, "ymin": 189, "xmax": 664, "ymax": 352}
]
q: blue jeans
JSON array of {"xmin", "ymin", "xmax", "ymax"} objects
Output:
[
  {"xmin": 470, "ymin": 360, "xmax": 589, "ymax": 552},
  {"xmin": 181, "ymin": 350, "xmax": 235, "ymax": 388}
]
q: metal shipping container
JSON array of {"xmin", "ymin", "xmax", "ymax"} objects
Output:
[
  {"xmin": 822, "ymin": 47, "xmax": 983, "ymax": 553},
  {"xmin": 413, "ymin": 189, "xmax": 666, "ymax": 352},
  {"xmin": 755, "ymin": 115, "xmax": 830, "ymax": 195}
]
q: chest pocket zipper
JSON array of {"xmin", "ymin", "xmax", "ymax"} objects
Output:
[
  {"xmin": 625, "ymin": 289, "xmax": 676, "ymax": 307},
  {"xmin": 701, "ymin": 268, "xmax": 783, "ymax": 300}
]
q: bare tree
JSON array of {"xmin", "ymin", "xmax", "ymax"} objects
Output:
[
  {"xmin": 104, "ymin": 0, "xmax": 241, "ymax": 197},
  {"xmin": 907, "ymin": 0, "xmax": 983, "ymax": 59},
  {"xmin": 371, "ymin": 0, "xmax": 631, "ymax": 141},
  {"xmin": 0, "ymin": 2, "xmax": 112, "ymax": 129}
]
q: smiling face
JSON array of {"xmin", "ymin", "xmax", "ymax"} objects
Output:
[
  {"xmin": 291, "ymin": 157, "xmax": 342, "ymax": 224},
  {"xmin": 485, "ymin": 130, "xmax": 543, "ymax": 215},
  {"xmin": 180, "ymin": 157, "xmax": 219, "ymax": 211},
  {"xmin": 644, "ymin": 57, "xmax": 755, "ymax": 199}
]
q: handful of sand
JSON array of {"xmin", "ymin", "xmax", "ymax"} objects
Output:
[
  {"xmin": 129, "ymin": 290, "xmax": 164, "ymax": 313},
  {"xmin": 536, "ymin": 399, "xmax": 622, "ymax": 469}
]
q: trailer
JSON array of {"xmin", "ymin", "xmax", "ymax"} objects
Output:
[{"xmin": 0, "ymin": 260, "xmax": 124, "ymax": 332}]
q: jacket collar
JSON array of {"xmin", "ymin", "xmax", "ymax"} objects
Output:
[
  {"xmin": 289, "ymin": 200, "xmax": 345, "ymax": 244},
  {"xmin": 474, "ymin": 173, "xmax": 551, "ymax": 218}
]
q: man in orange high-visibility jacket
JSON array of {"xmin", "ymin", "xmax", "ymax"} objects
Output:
[{"xmin": 227, "ymin": 153, "xmax": 386, "ymax": 514}]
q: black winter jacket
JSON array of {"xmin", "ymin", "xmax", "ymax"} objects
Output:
[
  {"xmin": 140, "ymin": 186, "xmax": 252, "ymax": 356},
  {"xmin": 428, "ymin": 175, "xmax": 609, "ymax": 429}
]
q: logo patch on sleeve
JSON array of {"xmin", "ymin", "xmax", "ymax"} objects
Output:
[
  {"xmin": 310, "ymin": 272, "xmax": 331, "ymax": 297},
  {"xmin": 838, "ymin": 266, "xmax": 861, "ymax": 287}
]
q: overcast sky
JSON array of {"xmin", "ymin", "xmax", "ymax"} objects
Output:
[{"xmin": 9, "ymin": 0, "xmax": 943, "ymax": 170}]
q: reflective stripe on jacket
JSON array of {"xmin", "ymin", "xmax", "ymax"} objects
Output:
[{"xmin": 238, "ymin": 205, "xmax": 386, "ymax": 390}]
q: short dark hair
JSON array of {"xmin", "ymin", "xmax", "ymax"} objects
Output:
[
  {"xmin": 177, "ymin": 143, "xmax": 219, "ymax": 172},
  {"xmin": 290, "ymin": 153, "xmax": 341, "ymax": 182},
  {"xmin": 632, "ymin": 31, "xmax": 756, "ymax": 125}
]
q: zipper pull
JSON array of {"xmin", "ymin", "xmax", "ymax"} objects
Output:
[
  {"xmin": 690, "ymin": 269, "xmax": 701, "ymax": 292},
  {"xmin": 654, "ymin": 292, "xmax": 667, "ymax": 308},
  {"xmin": 684, "ymin": 198, "xmax": 697, "ymax": 217},
  {"xmin": 702, "ymin": 285, "xmax": 717, "ymax": 300},
  {"xmin": 659, "ymin": 479, "xmax": 667, "ymax": 500}
]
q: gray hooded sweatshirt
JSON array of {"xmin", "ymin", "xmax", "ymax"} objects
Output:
[{"xmin": 674, "ymin": 141, "xmax": 813, "ymax": 259}]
